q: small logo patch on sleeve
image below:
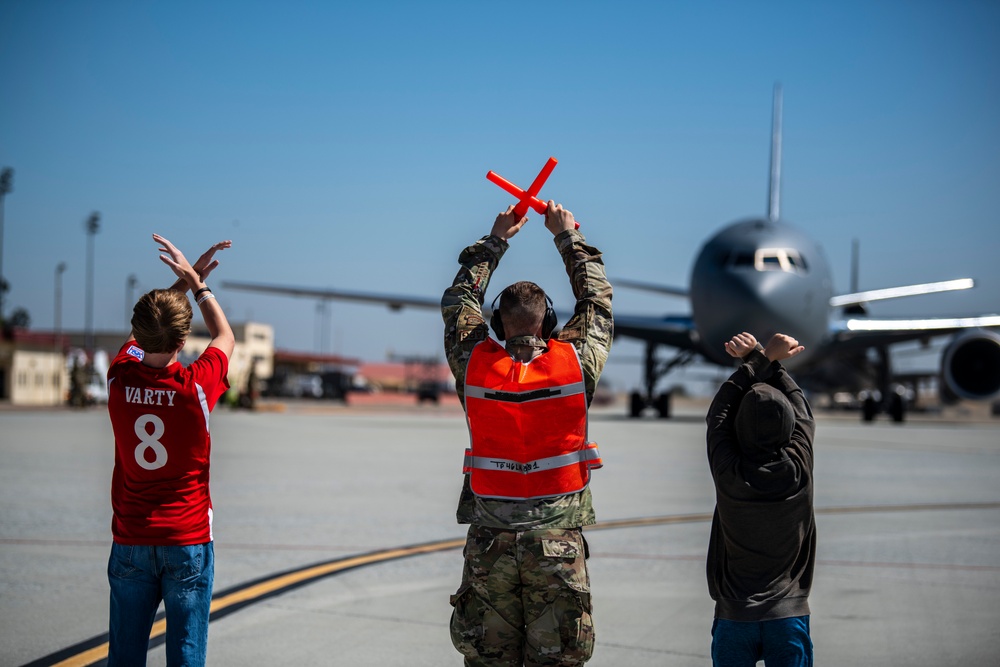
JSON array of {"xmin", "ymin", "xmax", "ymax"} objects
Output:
[
  {"xmin": 126, "ymin": 345, "xmax": 145, "ymax": 361},
  {"xmin": 556, "ymin": 326, "xmax": 584, "ymax": 342}
]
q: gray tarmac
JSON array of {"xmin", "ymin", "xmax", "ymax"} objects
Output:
[{"xmin": 2, "ymin": 400, "xmax": 999, "ymax": 666}]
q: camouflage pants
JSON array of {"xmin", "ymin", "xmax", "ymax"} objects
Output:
[{"xmin": 449, "ymin": 525, "xmax": 595, "ymax": 667}]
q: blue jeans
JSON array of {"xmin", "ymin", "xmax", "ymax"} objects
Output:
[
  {"xmin": 107, "ymin": 541, "xmax": 214, "ymax": 667},
  {"xmin": 711, "ymin": 616, "xmax": 813, "ymax": 667}
]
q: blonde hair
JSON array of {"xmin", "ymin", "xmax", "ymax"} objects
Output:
[{"xmin": 131, "ymin": 289, "xmax": 193, "ymax": 353}]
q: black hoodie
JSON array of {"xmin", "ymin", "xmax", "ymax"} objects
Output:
[{"xmin": 705, "ymin": 348, "xmax": 816, "ymax": 621}]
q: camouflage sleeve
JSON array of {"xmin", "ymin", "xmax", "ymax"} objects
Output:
[
  {"xmin": 551, "ymin": 229, "xmax": 613, "ymax": 403},
  {"xmin": 441, "ymin": 235, "xmax": 509, "ymax": 405}
]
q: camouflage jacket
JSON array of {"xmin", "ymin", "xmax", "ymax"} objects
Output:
[{"xmin": 441, "ymin": 229, "xmax": 613, "ymax": 529}]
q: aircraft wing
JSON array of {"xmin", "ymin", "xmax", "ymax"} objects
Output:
[
  {"xmin": 830, "ymin": 279, "xmax": 974, "ymax": 307},
  {"xmin": 611, "ymin": 278, "xmax": 689, "ymax": 298},
  {"xmin": 612, "ymin": 313, "xmax": 701, "ymax": 351},
  {"xmin": 828, "ymin": 314, "xmax": 1000, "ymax": 352},
  {"xmin": 222, "ymin": 280, "xmax": 442, "ymax": 311},
  {"xmin": 223, "ymin": 279, "xmax": 704, "ymax": 353}
]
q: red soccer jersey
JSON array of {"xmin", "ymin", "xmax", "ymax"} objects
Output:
[{"xmin": 107, "ymin": 341, "xmax": 230, "ymax": 545}]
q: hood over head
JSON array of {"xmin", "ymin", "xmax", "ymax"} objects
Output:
[{"xmin": 735, "ymin": 383, "xmax": 794, "ymax": 461}]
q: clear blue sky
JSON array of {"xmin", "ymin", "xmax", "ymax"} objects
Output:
[{"xmin": 2, "ymin": 0, "xmax": 998, "ymax": 391}]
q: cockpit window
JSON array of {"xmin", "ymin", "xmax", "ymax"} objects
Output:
[
  {"xmin": 755, "ymin": 248, "xmax": 808, "ymax": 273},
  {"xmin": 724, "ymin": 248, "xmax": 808, "ymax": 273},
  {"xmin": 761, "ymin": 254, "xmax": 782, "ymax": 269}
]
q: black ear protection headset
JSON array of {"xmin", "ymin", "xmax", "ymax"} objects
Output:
[{"xmin": 490, "ymin": 289, "xmax": 558, "ymax": 341}]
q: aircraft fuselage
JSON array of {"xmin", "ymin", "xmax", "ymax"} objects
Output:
[{"xmin": 689, "ymin": 217, "xmax": 834, "ymax": 366}]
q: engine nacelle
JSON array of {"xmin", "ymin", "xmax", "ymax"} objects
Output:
[{"xmin": 940, "ymin": 329, "xmax": 1000, "ymax": 402}]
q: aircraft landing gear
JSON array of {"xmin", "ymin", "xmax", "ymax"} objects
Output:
[
  {"xmin": 860, "ymin": 347, "xmax": 908, "ymax": 424},
  {"xmin": 628, "ymin": 344, "xmax": 692, "ymax": 418},
  {"xmin": 887, "ymin": 391, "xmax": 906, "ymax": 423},
  {"xmin": 861, "ymin": 391, "xmax": 907, "ymax": 423},
  {"xmin": 629, "ymin": 391, "xmax": 644, "ymax": 418},
  {"xmin": 862, "ymin": 395, "xmax": 878, "ymax": 422},
  {"xmin": 655, "ymin": 391, "xmax": 672, "ymax": 418},
  {"xmin": 629, "ymin": 390, "xmax": 673, "ymax": 418}
]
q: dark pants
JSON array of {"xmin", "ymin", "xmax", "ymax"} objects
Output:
[{"xmin": 711, "ymin": 616, "xmax": 813, "ymax": 667}]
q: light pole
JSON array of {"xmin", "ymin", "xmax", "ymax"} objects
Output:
[
  {"xmin": 125, "ymin": 274, "xmax": 138, "ymax": 331},
  {"xmin": 55, "ymin": 262, "xmax": 67, "ymax": 346},
  {"xmin": 0, "ymin": 167, "xmax": 13, "ymax": 323},
  {"xmin": 84, "ymin": 212, "xmax": 100, "ymax": 353},
  {"xmin": 315, "ymin": 299, "xmax": 330, "ymax": 354}
]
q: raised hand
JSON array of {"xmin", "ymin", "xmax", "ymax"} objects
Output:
[
  {"xmin": 543, "ymin": 201, "xmax": 577, "ymax": 236},
  {"xmin": 763, "ymin": 333, "xmax": 805, "ymax": 362},
  {"xmin": 192, "ymin": 240, "xmax": 232, "ymax": 281},
  {"xmin": 491, "ymin": 205, "xmax": 529, "ymax": 241},
  {"xmin": 153, "ymin": 234, "xmax": 199, "ymax": 286},
  {"xmin": 724, "ymin": 332, "xmax": 758, "ymax": 359}
]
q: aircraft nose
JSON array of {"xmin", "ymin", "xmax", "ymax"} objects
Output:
[{"xmin": 691, "ymin": 267, "xmax": 820, "ymax": 365}]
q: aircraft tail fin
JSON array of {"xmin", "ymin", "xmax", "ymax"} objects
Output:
[
  {"xmin": 851, "ymin": 239, "xmax": 860, "ymax": 293},
  {"xmin": 768, "ymin": 83, "xmax": 783, "ymax": 222}
]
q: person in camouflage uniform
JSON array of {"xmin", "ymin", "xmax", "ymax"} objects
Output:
[{"xmin": 442, "ymin": 201, "xmax": 613, "ymax": 666}]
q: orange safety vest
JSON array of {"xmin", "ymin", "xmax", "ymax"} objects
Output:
[{"xmin": 463, "ymin": 338, "xmax": 603, "ymax": 500}]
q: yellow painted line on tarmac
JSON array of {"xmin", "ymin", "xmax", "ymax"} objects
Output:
[
  {"xmin": 34, "ymin": 501, "xmax": 1000, "ymax": 667},
  {"xmin": 42, "ymin": 538, "xmax": 465, "ymax": 667},
  {"xmin": 587, "ymin": 512, "xmax": 715, "ymax": 530},
  {"xmin": 207, "ymin": 538, "xmax": 466, "ymax": 611},
  {"xmin": 45, "ymin": 643, "xmax": 119, "ymax": 667},
  {"xmin": 815, "ymin": 501, "xmax": 1000, "ymax": 515}
]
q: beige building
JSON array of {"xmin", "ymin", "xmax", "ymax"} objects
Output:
[
  {"xmin": 0, "ymin": 331, "xmax": 69, "ymax": 406},
  {"xmin": 0, "ymin": 322, "xmax": 274, "ymax": 407},
  {"xmin": 184, "ymin": 321, "xmax": 275, "ymax": 395}
]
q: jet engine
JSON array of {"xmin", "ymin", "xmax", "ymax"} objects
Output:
[{"xmin": 940, "ymin": 329, "xmax": 1000, "ymax": 402}]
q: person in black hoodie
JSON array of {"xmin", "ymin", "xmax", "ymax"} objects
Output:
[{"xmin": 706, "ymin": 331, "xmax": 815, "ymax": 667}]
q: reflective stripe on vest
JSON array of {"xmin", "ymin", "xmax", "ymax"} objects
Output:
[
  {"xmin": 463, "ymin": 444, "xmax": 603, "ymax": 475},
  {"xmin": 463, "ymin": 337, "xmax": 603, "ymax": 500}
]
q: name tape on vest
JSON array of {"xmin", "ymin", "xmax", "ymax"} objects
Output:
[{"xmin": 464, "ymin": 447, "xmax": 602, "ymax": 475}]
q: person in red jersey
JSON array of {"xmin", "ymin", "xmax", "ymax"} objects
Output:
[{"xmin": 105, "ymin": 234, "xmax": 234, "ymax": 667}]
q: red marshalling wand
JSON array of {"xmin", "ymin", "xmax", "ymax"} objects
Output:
[{"xmin": 486, "ymin": 157, "xmax": 579, "ymax": 228}]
